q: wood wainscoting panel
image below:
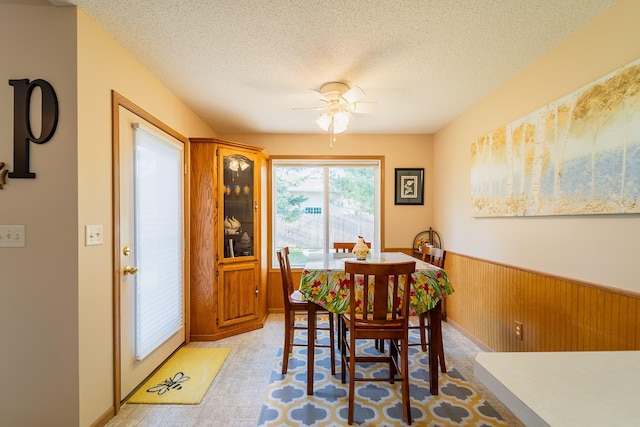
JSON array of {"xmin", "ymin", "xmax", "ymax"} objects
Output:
[{"xmin": 445, "ymin": 252, "xmax": 640, "ymax": 352}]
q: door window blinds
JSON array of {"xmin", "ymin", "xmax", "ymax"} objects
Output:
[{"xmin": 133, "ymin": 124, "xmax": 184, "ymax": 360}]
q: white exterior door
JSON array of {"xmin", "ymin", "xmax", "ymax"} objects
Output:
[{"xmin": 117, "ymin": 106, "xmax": 186, "ymax": 400}]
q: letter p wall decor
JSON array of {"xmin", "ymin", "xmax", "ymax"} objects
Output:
[{"xmin": 5, "ymin": 78, "xmax": 59, "ymax": 184}]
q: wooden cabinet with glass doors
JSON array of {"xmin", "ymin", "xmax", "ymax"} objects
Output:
[{"xmin": 189, "ymin": 138, "xmax": 268, "ymax": 341}]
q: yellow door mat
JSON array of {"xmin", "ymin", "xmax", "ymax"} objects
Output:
[{"xmin": 128, "ymin": 347, "xmax": 231, "ymax": 404}]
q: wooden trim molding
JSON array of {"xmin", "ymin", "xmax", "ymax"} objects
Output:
[
  {"xmin": 111, "ymin": 91, "xmax": 191, "ymax": 414},
  {"xmin": 445, "ymin": 252, "xmax": 640, "ymax": 352}
]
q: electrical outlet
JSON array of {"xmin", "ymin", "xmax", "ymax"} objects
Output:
[
  {"xmin": 514, "ymin": 321, "xmax": 523, "ymax": 340},
  {"xmin": 0, "ymin": 225, "xmax": 26, "ymax": 247}
]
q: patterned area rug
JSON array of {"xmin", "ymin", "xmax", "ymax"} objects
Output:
[{"xmin": 258, "ymin": 330, "xmax": 509, "ymax": 426}]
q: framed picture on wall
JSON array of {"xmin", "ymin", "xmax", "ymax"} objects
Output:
[{"xmin": 394, "ymin": 168, "xmax": 424, "ymax": 205}]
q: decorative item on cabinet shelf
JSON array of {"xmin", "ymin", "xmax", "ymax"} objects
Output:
[
  {"xmin": 223, "ymin": 184, "xmax": 251, "ymax": 197},
  {"xmin": 239, "ymin": 232, "xmax": 252, "ymax": 256},
  {"xmin": 240, "ymin": 232, "xmax": 251, "ymax": 245},
  {"xmin": 228, "ymin": 238, "xmax": 235, "ymax": 257},
  {"xmin": 224, "ymin": 216, "xmax": 241, "ymax": 234},
  {"xmin": 226, "ymin": 233, "xmax": 253, "ymax": 258}
]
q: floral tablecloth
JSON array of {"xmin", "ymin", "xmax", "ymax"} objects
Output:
[{"xmin": 299, "ymin": 252, "xmax": 454, "ymax": 316}]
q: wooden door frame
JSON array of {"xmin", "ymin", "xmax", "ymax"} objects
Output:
[{"xmin": 111, "ymin": 91, "xmax": 191, "ymax": 414}]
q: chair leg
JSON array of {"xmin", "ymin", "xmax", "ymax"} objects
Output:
[
  {"xmin": 434, "ymin": 317, "xmax": 447, "ymax": 373},
  {"xmin": 336, "ymin": 314, "xmax": 342, "ymax": 352},
  {"xmin": 347, "ymin": 332, "xmax": 356, "ymax": 425},
  {"xmin": 340, "ymin": 322, "xmax": 347, "ymax": 384},
  {"xmin": 438, "ymin": 339, "xmax": 447, "ymax": 373},
  {"xmin": 389, "ymin": 339, "xmax": 398, "ymax": 383},
  {"xmin": 328, "ymin": 313, "xmax": 336, "ymax": 375},
  {"xmin": 419, "ymin": 313, "xmax": 428, "ymax": 352},
  {"xmin": 282, "ymin": 310, "xmax": 292, "ymax": 374},
  {"xmin": 401, "ymin": 337, "xmax": 412, "ymax": 425}
]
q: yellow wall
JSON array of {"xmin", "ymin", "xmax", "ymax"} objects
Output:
[
  {"xmin": 433, "ymin": 0, "xmax": 640, "ymax": 293},
  {"xmin": 220, "ymin": 133, "xmax": 434, "ymax": 248},
  {"xmin": 1, "ymin": 4, "xmax": 216, "ymax": 427},
  {"xmin": 76, "ymin": 9, "xmax": 216, "ymax": 426}
]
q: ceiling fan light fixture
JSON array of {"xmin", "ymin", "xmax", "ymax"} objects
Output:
[
  {"xmin": 315, "ymin": 111, "xmax": 350, "ymax": 133},
  {"xmin": 300, "ymin": 81, "xmax": 375, "ymax": 148},
  {"xmin": 315, "ymin": 113, "xmax": 332, "ymax": 132},
  {"xmin": 332, "ymin": 111, "xmax": 350, "ymax": 134}
]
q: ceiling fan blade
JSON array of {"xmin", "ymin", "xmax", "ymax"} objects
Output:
[
  {"xmin": 309, "ymin": 88, "xmax": 329, "ymax": 100},
  {"xmin": 352, "ymin": 102, "xmax": 377, "ymax": 114},
  {"xmin": 341, "ymin": 86, "xmax": 366, "ymax": 104},
  {"xmin": 293, "ymin": 105, "xmax": 328, "ymax": 111}
]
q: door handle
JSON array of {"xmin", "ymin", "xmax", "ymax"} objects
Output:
[{"xmin": 123, "ymin": 266, "xmax": 138, "ymax": 276}]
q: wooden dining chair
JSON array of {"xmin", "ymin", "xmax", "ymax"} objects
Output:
[
  {"xmin": 331, "ymin": 241, "xmax": 371, "ymax": 352},
  {"xmin": 407, "ymin": 246, "xmax": 447, "ymax": 372},
  {"xmin": 332, "ymin": 241, "xmax": 371, "ymax": 253},
  {"xmin": 340, "ymin": 260, "xmax": 416, "ymax": 425},
  {"xmin": 277, "ymin": 247, "xmax": 335, "ymax": 376}
]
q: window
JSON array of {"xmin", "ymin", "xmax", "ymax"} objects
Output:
[{"xmin": 272, "ymin": 158, "xmax": 382, "ymax": 267}]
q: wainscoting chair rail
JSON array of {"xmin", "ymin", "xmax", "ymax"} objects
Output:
[{"xmin": 445, "ymin": 252, "xmax": 640, "ymax": 353}]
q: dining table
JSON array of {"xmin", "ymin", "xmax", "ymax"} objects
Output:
[{"xmin": 298, "ymin": 251, "xmax": 454, "ymax": 396}]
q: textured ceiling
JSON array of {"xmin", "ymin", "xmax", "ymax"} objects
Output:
[{"xmin": 33, "ymin": 1, "xmax": 619, "ymax": 134}]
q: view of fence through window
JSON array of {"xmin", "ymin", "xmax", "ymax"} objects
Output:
[{"xmin": 272, "ymin": 159, "xmax": 381, "ymax": 267}]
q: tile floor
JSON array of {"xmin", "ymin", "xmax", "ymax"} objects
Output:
[{"xmin": 105, "ymin": 314, "xmax": 523, "ymax": 426}]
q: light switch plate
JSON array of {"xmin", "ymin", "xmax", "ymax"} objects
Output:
[
  {"xmin": 0, "ymin": 225, "xmax": 26, "ymax": 247},
  {"xmin": 85, "ymin": 225, "xmax": 104, "ymax": 246}
]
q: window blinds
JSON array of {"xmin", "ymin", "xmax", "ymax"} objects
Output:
[{"xmin": 132, "ymin": 124, "xmax": 184, "ymax": 361}]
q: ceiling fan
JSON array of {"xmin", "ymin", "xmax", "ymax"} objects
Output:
[{"xmin": 295, "ymin": 82, "xmax": 377, "ymax": 148}]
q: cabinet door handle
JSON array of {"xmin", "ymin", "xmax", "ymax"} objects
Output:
[{"xmin": 254, "ymin": 201, "xmax": 258, "ymax": 211}]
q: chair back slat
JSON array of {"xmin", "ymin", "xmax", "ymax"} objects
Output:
[
  {"xmin": 421, "ymin": 246, "xmax": 446, "ymax": 269},
  {"xmin": 344, "ymin": 261, "xmax": 416, "ymax": 324},
  {"xmin": 277, "ymin": 247, "xmax": 294, "ymax": 309}
]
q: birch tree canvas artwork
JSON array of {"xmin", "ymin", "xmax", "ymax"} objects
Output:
[{"xmin": 471, "ymin": 58, "xmax": 640, "ymax": 217}]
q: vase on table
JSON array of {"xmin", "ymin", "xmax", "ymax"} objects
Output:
[{"xmin": 352, "ymin": 236, "xmax": 370, "ymax": 260}]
